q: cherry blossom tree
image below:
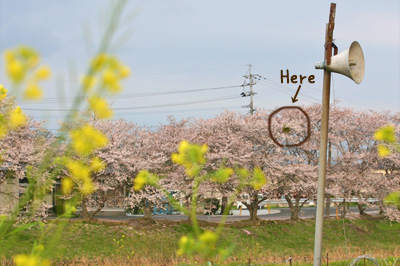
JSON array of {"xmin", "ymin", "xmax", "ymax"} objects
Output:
[
  {"xmin": 328, "ymin": 107, "xmax": 393, "ymax": 216},
  {"xmin": 0, "ymin": 96, "xmax": 51, "ymax": 215}
]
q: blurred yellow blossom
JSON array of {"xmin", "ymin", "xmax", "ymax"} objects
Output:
[
  {"xmin": 4, "ymin": 50, "xmax": 14, "ymax": 62},
  {"xmin": 88, "ymin": 96, "xmax": 113, "ymax": 119},
  {"xmin": 70, "ymin": 125, "xmax": 108, "ymax": 156},
  {"xmin": 177, "ymin": 235, "xmax": 195, "ymax": 256},
  {"xmin": 118, "ymin": 65, "xmax": 130, "ymax": 78},
  {"xmin": 82, "ymin": 75, "xmax": 97, "ymax": 91},
  {"xmin": 171, "ymin": 140, "xmax": 208, "ymax": 177},
  {"xmin": 211, "ymin": 168, "xmax": 234, "ymax": 183},
  {"xmin": 134, "ymin": 170, "xmax": 159, "ymax": 191},
  {"xmin": 80, "ymin": 181, "xmax": 95, "ymax": 195},
  {"xmin": 61, "ymin": 177, "xmax": 73, "ymax": 195},
  {"xmin": 34, "ymin": 65, "xmax": 51, "ymax": 80},
  {"xmin": 65, "ymin": 160, "xmax": 90, "ymax": 181},
  {"xmin": 14, "ymin": 254, "xmax": 50, "ymax": 266},
  {"xmin": 91, "ymin": 156, "xmax": 106, "ymax": 172},
  {"xmin": 198, "ymin": 230, "xmax": 218, "ymax": 249},
  {"xmin": 91, "ymin": 53, "xmax": 109, "ymax": 71},
  {"xmin": 251, "ymin": 167, "xmax": 266, "ymax": 190},
  {"xmin": 6, "ymin": 60, "xmax": 25, "ymax": 83},
  {"xmin": 4, "ymin": 46, "xmax": 50, "ymax": 86},
  {"xmin": 23, "ymin": 83, "xmax": 43, "ymax": 100},
  {"xmin": 0, "ymin": 84, "xmax": 7, "ymax": 99},
  {"xmin": 65, "ymin": 160, "xmax": 94, "ymax": 195},
  {"xmin": 374, "ymin": 126, "xmax": 396, "ymax": 143},
  {"xmin": 102, "ymin": 69, "xmax": 121, "ymax": 93},
  {"xmin": 8, "ymin": 106, "xmax": 27, "ymax": 129},
  {"xmin": 377, "ymin": 144, "xmax": 391, "ymax": 157}
]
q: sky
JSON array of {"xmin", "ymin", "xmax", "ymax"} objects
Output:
[{"xmin": 0, "ymin": 0, "xmax": 399, "ymax": 131}]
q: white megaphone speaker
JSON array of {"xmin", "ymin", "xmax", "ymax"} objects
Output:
[{"xmin": 315, "ymin": 41, "xmax": 365, "ymax": 84}]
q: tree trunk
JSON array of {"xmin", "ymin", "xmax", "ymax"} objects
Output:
[
  {"xmin": 220, "ymin": 196, "xmax": 228, "ymax": 215},
  {"xmin": 291, "ymin": 207, "xmax": 299, "ymax": 220},
  {"xmin": 378, "ymin": 201, "xmax": 384, "ymax": 215},
  {"xmin": 357, "ymin": 202, "xmax": 366, "ymax": 215},
  {"xmin": 245, "ymin": 203, "xmax": 259, "ymax": 221},
  {"xmin": 143, "ymin": 202, "xmax": 153, "ymax": 219},
  {"xmin": 341, "ymin": 198, "xmax": 347, "ymax": 218},
  {"xmin": 244, "ymin": 193, "xmax": 260, "ymax": 221},
  {"xmin": 81, "ymin": 198, "xmax": 89, "ymax": 219},
  {"xmin": 325, "ymin": 196, "xmax": 331, "ymax": 219},
  {"xmin": 284, "ymin": 195, "xmax": 306, "ymax": 221},
  {"xmin": 88, "ymin": 202, "xmax": 105, "ymax": 220}
]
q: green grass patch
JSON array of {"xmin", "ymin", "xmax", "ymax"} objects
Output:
[{"xmin": 0, "ymin": 218, "xmax": 399, "ymax": 265}]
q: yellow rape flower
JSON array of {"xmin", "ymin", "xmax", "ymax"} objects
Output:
[
  {"xmin": 134, "ymin": 170, "xmax": 159, "ymax": 191},
  {"xmin": 251, "ymin": 167, "xmax": 266, "ymax": 190},
  {"xmin": 211, "ymin": 168, "xmax": 234, "ymax": 183},
  {"xmin": 80, "ymin": 181, "xmax": 95, "ymax": 195},
  {"xmin": 65, "ymin": 160, "xmax": 90, "ymax": 181},
  {"xmin": 23, "ymin": 83, "xmax": 43, "ymax": 100},
  {"xmin": 65, "ymin": 160, "xmax": 94, "ymax": 196},
  {"xmin": 88, "ymin": 96, "xmax": 113, "ymax": 119},
  {"xmin": 91, "ymin": 156, "xmax": 106, "ymax": 172},
  {"xmin": 14, "ymin": 254, "xmax": 50, "ymax": 266},
  {"xmin": 18, "ymin": 46, "xmax": 39, "ymax": 65},
  {"xmin": 118, "ymin": 65, "xmax": 131, "ymax": 78},
  {"xmin": 91, "ymin": 53, "xmax": 109, "ymax": 71},
  {"xmin": 377, "ymin": 144, "xmax": 391, "ymax": 157},
  {"xmin": 70, "ymin": 125, "xmax": 108, "ymax": 156},
  {"xmin": 61, "ymin": 177, "xmax": 73, "ymax": 195},
  {"xmin": 6, "ymin": 59, "xmax": 25, "ymax": 84},
  {"xmin": 102, "ymin": 69, "xmax": 122, "ymax": 93},
  {"xmin": 171, "ymin": 141, "xmax": 208, "ymax": 177},
  {"xmin": 198, "ymin": 230, "xmax": 218, "ymax": 250},
  {"xmin": 34, "ymin": 65, "xmax": 51, "ymax": 80},
  {"xmin": 176, "ymin": 235, "xmax": 195, "ymax": 256},
  {"xmin": 82, "ymin": 75, "xmax": 97, "ymax": 91},
  {"xmin": 374, "ymin": 126, "xmax": 396, "ymax": 143},
  {"xmin": 3, "ymin": 49, "xmax": 14, "ymax": 62},
  {"xmin": 0, "ymin": 84, "xmax": 7, "ymax": 99},
  {"xmin": 8, "ymin": 106, "xmax": 27, "ymax": 129}
]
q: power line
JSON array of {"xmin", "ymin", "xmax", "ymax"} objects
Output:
[
  {"xmin": 257, "ymin": 80, "xmax": 320, "ymax": 104},
  {"xmin": 22, "ymin": 95, "xmax": 242, "ymax": 112},
  {"xmin": 19, "ymin": 65, "xmax": 247, "ymax": 84},
  {"xmin": 17, "ymin": 85, "xmax": 244, "ymax": 104}
]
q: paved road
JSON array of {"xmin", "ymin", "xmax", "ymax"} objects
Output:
[{"xmin": 92, "ymin": 207, "xmax": 379, "ymax": 223}]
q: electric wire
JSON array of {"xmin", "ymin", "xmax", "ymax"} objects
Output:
[
  {"xmin": 257, "ymin": 80, "xmax": 320, "ymax": 104},
  {"xmin": 17, "ymin": 85, "xmax": 244, "ymax": 104},
  {"xmin": 260, "ymin": 79, "xmax": 321, "ymax": 102},
  {"xmin": 22, "ymin": 94, "xmax": 242, "ymax": 112},
  {"xmin": 20, "ymin": 65, "xmax": 247, "ymax": 84}
]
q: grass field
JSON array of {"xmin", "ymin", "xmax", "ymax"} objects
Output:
[{"xmin": 1, "ymin": 217, "xmax": 399, "ymax": 265}]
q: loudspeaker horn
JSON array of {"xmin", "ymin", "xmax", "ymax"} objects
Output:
[{"xmin": 315, "ymin": 41, "xmax": 365, "ymax": 84}]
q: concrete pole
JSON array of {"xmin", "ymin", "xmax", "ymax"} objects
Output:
[
  {"xmin": 314, "ymin": 4, "xmax": 336, "ymax": 265},
  {"xmin": 249, "ymin": 64, "xmax": 254, "ymax": 115}
]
